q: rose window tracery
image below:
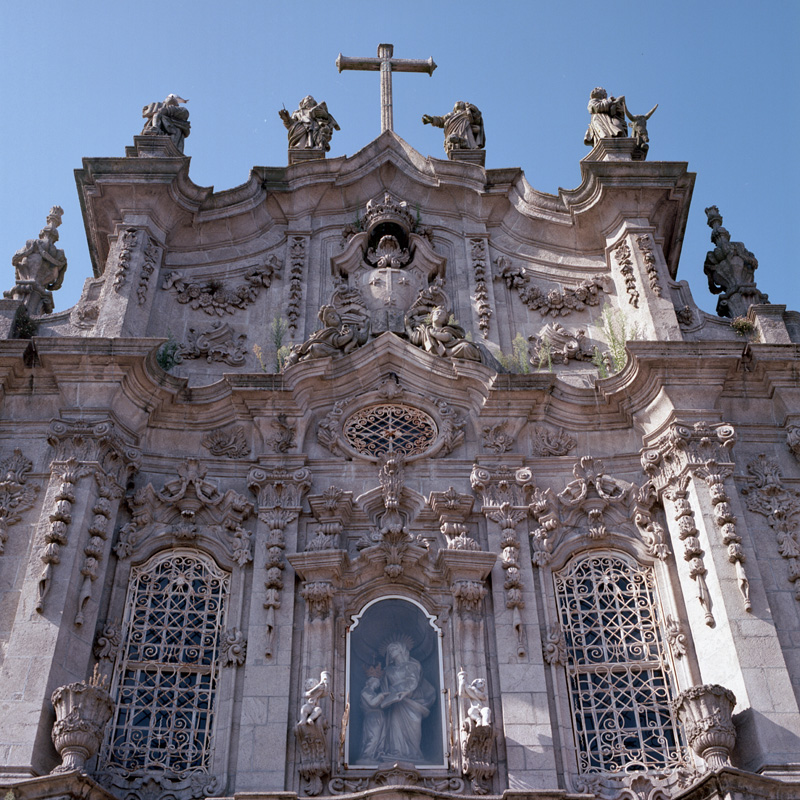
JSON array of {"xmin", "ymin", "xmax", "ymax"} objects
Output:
[{"xmin": 343, "ymin": 404, "xmax": 437, "ymax": 458}]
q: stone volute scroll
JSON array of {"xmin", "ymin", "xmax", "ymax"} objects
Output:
[
  {"xmin": 704, "ymin": 205, "xmax": 767, "ymax": 317},
  {"xmin": 6, "ymin": 206, "xmax": 68, "ymax": 316},
  {"xmin": 422, "ymin": 101, "xmax": 486, "ymax": 165},
  {"xmin": 140, "ymin": 94, "xmax": 190, "ymax": 153},
  {"xmin": 280, "ymin": 96, "xmax": 340, "ymax": 164}
]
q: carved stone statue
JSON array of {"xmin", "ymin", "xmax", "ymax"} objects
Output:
[
  {"xmin": 458, "ymin": 669, "xmax": 491, "ymax": 727},
  {"xmin": 6, "ymin": 206, "xmax": 67, "ymax": 315},
  {"xmin": 584, "ymin": 87, "xmax": 627, "ymax": 146},
  {"xmin": 406, "ymin": 305, "xmax": 482, "ymax": 362},
  {"xmin": 280, "ymin": 96, "xmax": 340, "ymax": 151},
  {"xmin": 284, "ymin": 305, "xmax": 369, "ymax": 366},
  {"xmin": 704, "ymin": 206, "xmax": 767, "ymax": 317},
  {"xmin": 298, "ymin": 670, "xmax": 331, "ymax": 725},
  {"xmin": 359, "ymin": 671, "xmax": 387, "ymax": 762},
  {"xmin": 376, "ymin": 637, "xmax": 436, "ymax": 762},
  {"xmin": 423, "ymin": 101, "xmax": 485, "ymax": 155},
  {"xmin": 141, "ymin": 94, "xmax": 190, "ymax": 152}
]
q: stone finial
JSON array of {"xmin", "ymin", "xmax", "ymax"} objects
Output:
[
  {"xmin": 423, "ymin": 101, "xmax": 485, "ymax": 163},
  {"xmin": 673, "ymin": 683, "xmax": 737, "ymax": 769},
  {"xmin": 6, "ymin": 206, "xmax": 67, "ymax": 316},
  {"xmin": 141, "ymin": 94, "xmax": 190, "ymax": 153},
  {"xmin": 704, "ymin": 206, "xmax": 767, "ymax": 318},
  {"xmin": 50, "ymin": 665, "xmax": 113, "ymax": 773}
]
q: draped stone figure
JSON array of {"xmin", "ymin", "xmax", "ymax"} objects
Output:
[
  {"xmin": 141, "ymin": 94, "xmax": 191, "ymax": 152},
  {"xmin": 378, "ymin": 640, "xmax": 436, "ymax": 762},
  {"xmin": 359, "ymin": 675, "xmax": 387, "ymax": 762},
  {"xmin": 583, "ymin": 87, "xmax": 627, "ymax": 146},
  {"xmin": 280, "ymin": 95, "xmax": 340, "ymax": 151},
  {"xmin": 422, "ymin": 101, "xmax": 485, "ymax": 155},
  {"xmin": 406, "ymin": 306, "xmax": 482, "ymax": 362}
]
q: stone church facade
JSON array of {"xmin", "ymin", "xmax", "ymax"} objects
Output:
[{"xmin": 1, "ymin": 83, "xmax": 800, "ymax": 800}]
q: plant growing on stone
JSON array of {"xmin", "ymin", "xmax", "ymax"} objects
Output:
[
  {"xmin": 156, "ymin": 331, "xmax": 180, "ymax": 371},
  {"xmin": 730, "ymin": 316, "xmax": 755, "ymax": 337},
  {"xmin": 534, "ymin": 334, "xmax": 552, "ymax": 372},
  {"xmin": 593, "ymin": 304, "xmax": 638, "ymax": 377},
  {"xmin": 254, "ymin": 317, "xmax": 292, "ymax": 373}
]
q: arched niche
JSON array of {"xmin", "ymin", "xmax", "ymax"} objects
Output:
[{"xmin": 345, "ymin": 596, "xmax": 446, "ymax": 769}]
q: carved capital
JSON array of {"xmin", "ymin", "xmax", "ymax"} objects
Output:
[
  {"xmin": 248, "ymin": 465, "xmax": 311, "ymax": 514},
  {"xmin": 301, "ymin": 580, "xmax": 335, "ymax": 621}
]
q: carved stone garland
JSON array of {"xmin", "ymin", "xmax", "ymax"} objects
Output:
[
  {"xmin": 612, "ymin": 239, "xmax": 639, "ymax": 308},
  {"xmin": 470, "ymin": 238, "xmax": 492, "ymax": 337},
  {"xmin": 742, "ymin": 454, "xmax": 800, "ymax": 600},
  {"xmin": 248, "ymin": 466, "xmax": 311, "ymax": 656},
  {"xmin": 495, "ymin": 256, "xmax": 610, "ymax": 317},
  {"xmin": 641, "ymin": 422, "xmax": 744, "ymax": 623},
  {"xmin": 699, "ymin": 463, "xmax": 751, "ymax": 611},
  {"xmin": 162, "ymin": 255, "xmax": 281, "ymax": 316},
  {"xmin": 113, "ymin": 228, "xmax": 138, "ymax": 292},
  {"xmin": 137, "ymin": 235, "xmax": 162, "ymax": 305},
  {"xmin": 75, "ymin": 471, "xmax": 124, "ymax": 626},
  {"xmin": 636, "ymin": 234, "xmax": 663, "ymax": 297},
  {"xmin": 0, "ymin": 448, "xmax": 40, "ymax": 555},
  {"xmin": 471, "ymin": 465, "xmax": 530, "ymax": 656},
  {"xmin": 37, "ymin": 419, "xmax": 140, "ymax": 613},
  {"xmin": 287, "ymin": 236, "xmax": 307, "ymax": 334}
]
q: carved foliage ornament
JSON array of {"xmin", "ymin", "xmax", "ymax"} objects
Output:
[
  {"xmin": 162, "ymin": 255, "xmax": 281, "ymax": 316},
  {"xmin": 495, "ymin": 257, "xmax": 610, "ymax": 317},
  {"xmin": 612, "ymin": 239, "xmax": 639, "ymax": 308},
  {"xmin": 177, "ymin": 321, "xmax": 247, "ymax": 366},
  {"xmin": 470, "ymin": 238, "xmax": 492, "ymax": 337},
  {"xmin": 202, "ymin": 426, "xmax": 250, "ymax": 459},
  {"xmin": 0, "ymin": 448, "xmax": 40, "ymax": 555}
]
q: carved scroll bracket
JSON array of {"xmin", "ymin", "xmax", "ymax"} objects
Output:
[{"xmin": 429, "ymin": 487, "xmax": 479, "ymax": 550}]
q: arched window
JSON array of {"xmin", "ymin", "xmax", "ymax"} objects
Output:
[
  {"xmin": 102, "ymin": 550, "xmax": 230, "ymax": 776},
  {"xmin": 553, "ymin": 552, "xmax": 684, "ymax": 775}
]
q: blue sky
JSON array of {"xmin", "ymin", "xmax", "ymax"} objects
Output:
[{"xmin": 1, "ymin": 0, "xmax": 798, "ymax": 316}]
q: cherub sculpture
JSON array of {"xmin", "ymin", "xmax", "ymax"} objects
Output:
[
  {"xmin": 298, "ymin": 670, "xmax": 331, "ymax": 725},
  {"xmin": 141, "ymin": 94, "xmax": 191, "ymax": 152},
  {"xmin": 284, "ymin": 304, "xmax": 369, "ymax": 365},
  {"xmin": 458, "ymin": 669, "xmax": 492, "ymax": 728}
]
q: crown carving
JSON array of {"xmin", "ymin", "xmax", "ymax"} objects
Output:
[{"xmin": 364, "ymin": 193, "xmax": 415, "ymax": 237}]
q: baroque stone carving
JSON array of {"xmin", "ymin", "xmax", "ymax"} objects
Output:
[
  {"xmin": 75, "ymin": 471, "xmax": 123, "ymax": 626},
  {"xmin": 220, "ymin": 627, "xmax": 247, "ymax": 667},
  {"xmin": 529, "ymin": 323, "xmax": 593, "ymax": 366},
  {"xmin": 742, "ymin": 454, "xmax": 800, "ymax": 600},
  {"xmin": 673, "ymin": 684, "xmax": 736, "ymax": 769},
  {"xmin": 50, "ymin": 666, "xmax": 113, "ymax": 774},
  {"xmin": 636, "ymin": 234, "xmax": 663, "ymax": 296},
  {"xmin": 295, "ymin": 671, "xmax": 331, "ymax": 796},
  {"xmin": 269, "ymin": 414, "xmax": 296, "ymax": 454},
  {"xmin": 423, "ymin": 101, "xmax": 485, "ymax": 156},
  {"xmin": 482, "ymin": 421, "xmax": 514, "ymax": 454},
  {"xmin": 6, "ymin": 206, "xmax": 67, "ymax": 315},
  {"xmin": 530, "ymin": 424, "xmax": 576, "ymax": 457},
  {"xmin": 162, "ymin": 257, "xmax": 281, "ymax": 316},
  {"xmin": 406, "ymin": 300, "xmax": 482, "ymax": 363},
  {"xmin": 665, "ymin": 615, "xmax": 687, "ymax": 659},
  {"xmin": 625, "ymin": 103, "xmax": 658, "ymax": 158},
  {"xmin": 704, "ymin": 205, "xmax": 767, "ymax": 318},
  {"xmin": 429, "ymin": 487, "xmax": 479, "ymax": 550},
  {"xmin": 613, "ymin": 239, "xmax": 639, "ymax": 307},
  {"xmin": 307, "ymin": 486, "xmax": 353, "ymax": 551},
  {"xmin": 457, "ymin": 669, "xmax": 495, "ymax": 795},
  {"xmin": 177, "ymin": 321, "xmax": 247, "ymax": 366},
  {"xmin": 470, "ymin": 238, "xmax": 492, "ymax": 336},
  {"xmin": 115, "ymin": 459, "xmax": 253, "ymax": 568},
  {"xmin": 286, "ymin": 236, "xmax": 307, "ymax": 333},
  {"xmin": 584, "ymin": 87, "xmax": 627, "ymax": 146},
  {"xmin": 285, "ymin": 304, "xmax": 369, "ymax": 365},
  {"xmin": 542, "ymin": 623, "xmax": 567, "ymax": 666},
  {"xmin": 0, "ymin": 448, "xmax": 40, "ymax": 555},
  {"xmin": 141, "ymin": 94, "xmax": 190, "ymax": 152},
  {"xmin": 94, "ymin": 619, "xmax": 121, "ymax": 663},
  {"xmin": 138, "ymin": 236, "xmax": 161, "ymax": 305},
  {"xmin": 496, "ymin": 258, "xmax": 610, "ymax": 317},
  {"xmin": 201, "ymin": 426, "xmax": 250, "ymax": 459},
  {"xmin": 787, "ymin": 425, "xmax": 800, "ymax": 461},
  {"xmin": 248, "ymin": 466, "xmax": 311, "ymax": 656},
  {"xmin": 280, "ymin": 96, "xmax": 339, "ymax": 152},
  {"xmin": 113, "ymin": 228, "xmax": 138, "ymax": 292}
]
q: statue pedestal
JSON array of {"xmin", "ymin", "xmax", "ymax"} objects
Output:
[
  {"xmin": 125, "ymin": 135, "xmax": 185, "ymax": 159},
  {"xmin": 0, "ymin": 300, "xmax": 23, "ymax": 339},
  {"xmin": 448, "ymin": 149, "xmax": 486, "ymax": 166},
  {"xmin": 583, "ymin": 138, "xmax": 643, "ymax": 162},
  {"xmin": 289, "ymin": 148, "xmax": 326, "ymax": 165}
]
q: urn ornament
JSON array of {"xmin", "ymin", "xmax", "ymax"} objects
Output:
[{"xmin": 673, "ymin": 683, "xmax": 736, "ymax": 769}]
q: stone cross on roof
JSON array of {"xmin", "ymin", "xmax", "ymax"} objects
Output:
[{"xmin": 336, "ymin": 43, "xmax": 437, "ymax": 134}]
